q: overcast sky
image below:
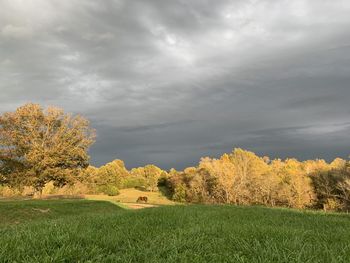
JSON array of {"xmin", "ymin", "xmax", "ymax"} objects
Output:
[{"xmin": 1, "ymin": 0, "xmax": 350, "ymax": 169}]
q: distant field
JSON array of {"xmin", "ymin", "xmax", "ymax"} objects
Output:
[
  {"xmin": 1, "ymin": 200, "xmax": 350, "ymax": 262},
  {"xmin": 86, "ymin": 187, "xmax": 175, "ymax": 209}
]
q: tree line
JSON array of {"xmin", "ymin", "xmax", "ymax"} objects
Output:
[
  {"xmin": 1, "ymin": 104, "xmax": 349, "ymax": 211},
  {"xmin": 166, "ymin": 149, "xmax": 350, "ymax": 211}
]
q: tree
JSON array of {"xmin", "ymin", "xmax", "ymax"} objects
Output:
[
  {"xmin": 330, "ymin": 158, "xmax": 347, "ymax": 170},
  {"xmin": 199, "ymin": 155, "xmax": 236, "ymax": 203},
  {"xmin": 228, "ymin": 148, "xmax": 269, "ymax": 205},
  {"xmin": 277, "ymin": 159, "xmax": 314, "ymax": 208},
  {"xmin": 130, "ymin": 165, "xmax": 165, "ymax": 191},
  {"xmin": 312, "ymin": 161, "xmax": 350, "ymax": 211},
  {"xmin": 304, "ymin": 159, "xmax": 330, "ymax": 175},
  {"xmin": 94, "ymin": 159, "xmax": 130, "ymax": 194},
  {"xmin": 0, "ymin": 103, "xmax": 95, "ymax": 192}
]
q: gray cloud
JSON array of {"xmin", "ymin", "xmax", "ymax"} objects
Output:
[{"xmin": 1, "ymin": 0, "xmax": 350, "ymax": 169}]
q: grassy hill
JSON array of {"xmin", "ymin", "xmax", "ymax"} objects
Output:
[
  {"xmin": 0, "ymin": 199, "xmax": 121, "ymax": 226},
  {"xmin": 1, "ymin": 200, "xmax": 350, "ymax": 262}
]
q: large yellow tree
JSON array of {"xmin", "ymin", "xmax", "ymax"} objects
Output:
[
  {"xmin": 0, "ymin": 103, "xmax": 95, "ymax": 192},
  {"xmin": 130, "ymin": 165, "xmax": 166, "ymax": 191}
]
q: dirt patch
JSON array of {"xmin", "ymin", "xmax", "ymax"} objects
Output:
[
  {"xmin": 32, "ymin": 208, "xmax": 51, "ymax": 213},
  {"xmin": 122, "ymin": 203, "xmax": 159, "ymax": 209}
]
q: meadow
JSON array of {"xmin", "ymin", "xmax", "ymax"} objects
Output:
[{"xmin": 1, "ymin": 199, "xmax": 350, "ymax": 262}]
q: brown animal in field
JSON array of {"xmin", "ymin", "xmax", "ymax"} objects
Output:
[
  {"xmin": 136, "ymin": 196, "xmax": 148, "ymax": 203},
  {"xmin": 25, "ymin": 192, "xmax": 34, "ymax": 198}
]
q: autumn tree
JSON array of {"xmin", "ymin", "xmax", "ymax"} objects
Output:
[
  {"xmin": 228, "ymin": 148, "xmax": 270, "ymax": 205},
  {"xmin": 303, "ymin": 159, "xmax": 330, "ymax": 175},
  {"xmin": 0, "ymin": 103, "xmax": 95, "ymax": 192},
  {"xmin": 311, "ymin": 160, "xmax": 350, "ymax": 211},
  {"xmin": 186, "ymin": 167, "xmax": 217, "ymax": 203},
  {"xmin": 337, "ymin": 161, "xmax": 350, "ymax": 210},
  {"xmin": 167, "ymin": 168, "xmax": 187, "ymax": 202},
  {"xmin": 130, "ymin": 165, "xmax": 167, "ymax": 191},
  {"xmin": 163, "ymin": 148, "xmax": 350, "ymax": 211},
  {"xmin": 330, "ymin": 158, "xmax": 347, "ymax": 170},
  {"xmin": 93, "ymin": 160, "xmax": 130, "ymax": 195},
  {"xmin": 199, "ymin": 155, "xmax": 236, "ymax": 203},
  {"xmin": 274, "ymin": 159, "xmax": 315, "ymax": 208},
  {"xmin": 167, "ymin": 166, "xmax": 216, "ymax": 203}
]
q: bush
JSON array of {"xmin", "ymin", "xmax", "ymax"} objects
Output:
[
  {"xmin": 172, "ymin": 184, "xmax": 187, "ymax": 202},
  {"xmin": 42, "ymin": 182, "xmax": 56, "ymax": 195},
  {"xmin": 0, "ymin": 186, "xmax": 20, "ymax": 197},
  {"xmin": 58, "ymin": 182, "xmax": 92, "ymax": 195},
  {"xmin": 324, "ymin": 198, "xmax": 343, "ymax": 211},
  {"xmin": 99, "ymin": 185, "xmax": 119, "ymax": 196},
  {"xmin": 121, "ymin": 177, "xmax": 146, "ymax": 189}
]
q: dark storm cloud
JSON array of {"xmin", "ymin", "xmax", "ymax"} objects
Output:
[{"xmin": 1, "ymin": 0, "xmax": 350, "ymax": 169}]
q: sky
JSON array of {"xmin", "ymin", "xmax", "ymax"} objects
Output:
[{"xmin": 1, "ymin": 0, "xmax": 350, "ymax": 169}]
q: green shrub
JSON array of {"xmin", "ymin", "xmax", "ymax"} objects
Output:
[
  {"xmin": 99, "ymin": 185, "xmax": 119, "ymax": 196},
  {"xmin": 172, "ymin": 184, "xmax": 187, "ymax": 202},
  {"xmin": 121, "ymin": 177, "xmax": 146, "ymax": 189}
]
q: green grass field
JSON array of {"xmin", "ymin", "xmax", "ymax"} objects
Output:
[{"xmin": 1, "ymin": 200, "xmax": 350, "ymax": 262}]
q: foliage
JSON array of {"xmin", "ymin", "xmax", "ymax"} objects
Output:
[
  {"xmin": 0, "ymin": 103, "xmax": 95, "ymax": 192},
  {"xmin": 100, "ymin": 185, "xmax": 120, "ymax": 196},
  {"xmin": 130, "ymin": 165, "xmax": 167, "ymax": 191},
  {"xmin": 93, "ymin": 160, "xmax": 129, "ymax": 192},
  {"xmin": 311, "ymin": 163, "xmax": 350, "ymax": 211},
  {"xmin": 121, "ymin": 176, "xmax": 147, "ymax": 189},
  {"xmin": 172, "ymin": 183, "xmax": 186, "ymax": 202},
  {"xmin": 166, "ymin": 148, "xmax": 350, "ymax": 211}
]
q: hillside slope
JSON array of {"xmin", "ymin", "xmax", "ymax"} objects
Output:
[{"xmin": 0, "ymin": 200, "xmax": 349, "ymax": 262}]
